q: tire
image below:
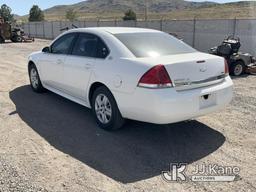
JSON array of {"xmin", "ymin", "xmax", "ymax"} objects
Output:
[
  {"xmin": 15, "ymin": 36, "xmax": 23, "ymax": 42},
  {"xmin": 28, "ymin": 64, "xmax": 45, "ymax": 93},
  {"xmin": 230, "ymin": 61, "xmax": 245, "ymax": 76},
  {"xmin": 11, "ymin": 35, "xmax": 22, "ymax": 43},
  {"xmin": 91, "ymin": 86, "xmax": 125, "ymax": 131},
  {"xmin": 0, "ymin": 36, "xmax": 5, "ymax": 44}
]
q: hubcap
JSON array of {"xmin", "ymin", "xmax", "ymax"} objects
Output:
[
  {"xmin": 95, "ymin": 94, "xmax": 112, "ymax": 124},
  {"xmin": 234, "ymin": 64, "xmax": 243, "ymax": 76},
  {"xmin": 30, "ymin": 68, "xmax": 39, "ymax": 89}
]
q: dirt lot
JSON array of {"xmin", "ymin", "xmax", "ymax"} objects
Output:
[{"xmin": 0, "ymin": 40, "xmax": 255, "ymax": 192}]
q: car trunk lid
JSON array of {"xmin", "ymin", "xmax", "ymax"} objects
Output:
[{"xmin": 136, "ymin": 52, "xmax": 226, "ymax": 91}]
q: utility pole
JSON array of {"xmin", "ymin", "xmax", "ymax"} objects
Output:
[{"xmin": 145, "ymin": 0, "xmax": 148, "ymax": 21}]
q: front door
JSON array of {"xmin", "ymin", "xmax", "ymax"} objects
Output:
[{"xmin": 40, "ymin": 33, "xmax": 77, "ymax": 91}]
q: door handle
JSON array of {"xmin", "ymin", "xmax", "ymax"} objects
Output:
[{"xmin": 85, "ymin": 63, "xmax": 91, "ymax": 69}]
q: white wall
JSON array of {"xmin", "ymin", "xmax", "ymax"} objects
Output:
[{"xmin": 22, "ymin": 19, "xmax": 256, "ymax": 56}]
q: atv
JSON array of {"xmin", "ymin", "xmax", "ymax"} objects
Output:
[
  {"xmin": 209, "ymin": 36, "xmax": 256, "ymax": 76},
  {"xmin": 0, "ymin": 17, "xmax": 34, "ymax": 43}
]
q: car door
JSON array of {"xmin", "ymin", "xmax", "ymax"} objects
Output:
[
  {"xmin": 39, "ymin": 33, "xmax": 77, "ymax": 91},
  {"xmin": 62, "ymin": 33, "xmax": 101, "ymax": 102}
]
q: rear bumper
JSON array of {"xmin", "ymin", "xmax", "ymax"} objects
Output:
[{"xmin": 113, "ymin": 76, "xmax": 233, "ymax": 124}]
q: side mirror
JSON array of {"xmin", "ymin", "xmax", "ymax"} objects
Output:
[{"xmin": 42, "ymin": 46, "xmax": 50, "ymax": 53}]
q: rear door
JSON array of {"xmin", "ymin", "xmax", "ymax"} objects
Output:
[
  {"xmin": 62, "ymin": 33, "xmax": 104, "ymax": 102},
  {"xmin": 40, "ymin": 33, "xmax": 77, "ymax": 90}
]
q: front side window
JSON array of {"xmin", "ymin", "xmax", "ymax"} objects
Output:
[
  {"xmin": 114, "ymin": 32, "xmax": 196, "ymax": 58},
  {"xmin": 51, "ymin": 33, "xmax": 77, "ymax": 54}
]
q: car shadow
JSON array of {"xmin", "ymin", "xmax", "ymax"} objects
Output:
[{"xmin": 9, "ymin": 85, "xmax": 225, "ymax": 183}]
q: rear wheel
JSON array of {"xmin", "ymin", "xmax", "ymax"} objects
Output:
[
  {"xmin": 28, "ymin": 64, "xmax": 45, "ymax": 93},
  {"xmin": 91, "ymin": 86, "xmax": 125, "ymax": 131},
  {"xmin": 231, "ymin": 61, "xmax": 245, "ymax": 76},
  {"xmin": 15, "ymin": 36, "xmax": 23, "ymax": 42}
]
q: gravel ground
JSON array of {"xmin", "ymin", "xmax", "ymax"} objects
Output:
[{"xmin": 0, "ymin": 40, "xmax": 255, "ymax": 192}]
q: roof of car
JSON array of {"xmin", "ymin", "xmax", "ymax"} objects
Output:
[{"xmin": 69, "ymin": 27, "xmax": 161, "ymax": 34}]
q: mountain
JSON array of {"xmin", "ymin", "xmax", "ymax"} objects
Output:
[
  {"xmin": 41, "ymin": 0, "xmax": 218, "ymax": 20},
  {"xmin": 45, "ymin": 0, "xmax": 217, "ymax": 14},
  {"xmin": 21, "ymin": 0, "xmax": 256, "ymax": 21}
]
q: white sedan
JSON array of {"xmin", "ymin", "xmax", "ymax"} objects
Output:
[{"xmin": 28, "ymin": 27, "xmax": 233, "ymax": 130}]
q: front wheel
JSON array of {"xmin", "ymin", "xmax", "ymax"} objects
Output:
[
  {"xmin": 231, "ymin": 61, "xmax": 245, "ymax": 76},
  {"xmin": 28, "ymin": 64, "xmax": 45, "ymax": 93},
  {"xmin": 11, "ymin": 35, "xmax": 22, "ymax": 43},
  {"xmin": 91, "ymin": 86, "xmax": 125, "ymax": 131}
]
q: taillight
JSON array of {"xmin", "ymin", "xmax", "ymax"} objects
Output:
[
  {"xmin": 225, "ymin": 59, "xmax": 229, "ymax": 76},
  {"xmin": 138, "ymin": 64, "xmax": 173, "ymax": 88}
]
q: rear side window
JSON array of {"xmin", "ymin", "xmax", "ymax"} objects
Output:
[
  {"xmin": 96, "ymin": 39, "xmax": 109, "ymax": 59},
  {"xmin": 72, "ymin": 33, "xmax": 109, "ymax": 59},
  {"xmin": 51, "ymin": 33, "xmax": 76, "ymax": 54},
  {"xmin": 72, "ymin": 33, "xmax": 98, "ymax": 57},
  {"xmin": 114, "ymin": 32, "xmax": 196, "ymax": 58}
]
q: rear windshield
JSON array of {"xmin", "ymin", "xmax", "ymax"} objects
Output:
[{"xmin": 114, "ymin": 32, "xmax": 196, "ymax": 58}]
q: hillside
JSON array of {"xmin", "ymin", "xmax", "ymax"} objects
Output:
[
  {"xmin": 43, "ymin": 0, "xmax": 216, "ymax": 20},
  {"xmin": 45, "ymin": 0, "xmax": 216, "ymax": 14},
  {"xmin": 19, "ymin": 0, "xmax": 256, "ymax": 21}
]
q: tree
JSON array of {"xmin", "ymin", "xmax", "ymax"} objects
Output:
[
  {"xmin": 29, "ymin": 5, "xmax": 44, "ymax": 22},
  {"xmin": 66, "ymin": 9, "xmax": 78, "ymax": 21},
  {"xmin": 123, "ymin": 9, "xmax": 137, "ymax": 21},
  {"xmin": 0, "ymin": 4, "xmax": 14, "ymax": 22}
]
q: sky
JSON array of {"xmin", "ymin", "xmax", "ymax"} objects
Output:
[{"xmin": 0, "ymin": 0, "xmax": 253, "ymax": 15}]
